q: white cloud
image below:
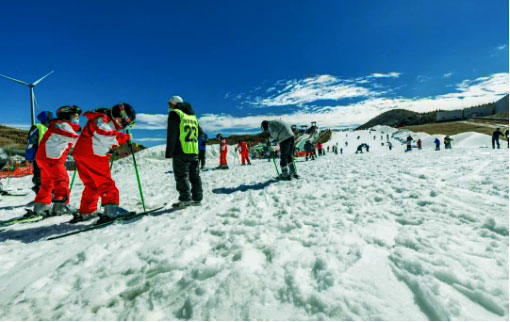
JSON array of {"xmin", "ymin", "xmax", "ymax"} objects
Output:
[
  {"xmin": 135, "ymin": 113, "xmax": 167, "ymax": 130},
  {"xmin": 258, "ymin": 74, "xmax": 377, "ymax": 107},
  {"xmin": 135, "ymin": 138, "xmax": 166, "ymax": 142},
  {"xmin": 197, "ymin": 73, "xmax": 509, "ymax": 132},
  {"xmin": 443, "ymin": 72, "xmax": 453, "ymax": 78},
  {"xmin": 134, "ymin": 73, "xmax": 508, "ymax": 134},
  {"xmin": 369, "ymin": 72, "xmax": 401, "ymax": 78},
  {"xmin": 0, "ymin": 123, "xmax": 32, "ymax": 130},
  {"xmin": 497, "ymin": 44, "xmax": 508, "ymax": 50}
]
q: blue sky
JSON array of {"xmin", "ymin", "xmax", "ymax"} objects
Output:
[{"xmin": 0, "ymin": 0, "xmax": 508, "ymax": 146}]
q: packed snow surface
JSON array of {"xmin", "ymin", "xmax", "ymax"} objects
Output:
[{"xmin": 0, "ymin": 127, "xmax": 508, "ymax": 320}]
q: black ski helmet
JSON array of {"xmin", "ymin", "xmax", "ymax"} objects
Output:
[
  {"xmin": 216, "ymin": 133, "xmax": 223, "ymax": 140},
  {"xmin": 111, "ymin": 103, "xmax": 136, "ymax": 128},
  {"xmin": 56, "ymin": 105, "xmax": 82, "ymax": 121}
]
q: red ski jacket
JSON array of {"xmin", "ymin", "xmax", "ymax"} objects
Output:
[
  {"xmin": 73, "ymin": 112, "xmax": 130, "ymax": 158},
  {"xmin": 220, "ymin": 139, "xmax": 228, "ymax": 153},
  {"xmin": 237, "ymin": 142, "xmax": 249, "ymax": 154},
  {"xmin": 35, "ymin": 120, "xmax": 80, "ymax": 161}
]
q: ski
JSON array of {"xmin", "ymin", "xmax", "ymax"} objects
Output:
[
  {"xmin": 0, "ymin": 191, "xmax": 29, "ymax": 197},
  {"xmin": 0, "ymin": 210, "xmax": 44, "ymax": 227},
  {"xmin": 47, "ymin": 205, "xmax": 166, "ymax": 240}
]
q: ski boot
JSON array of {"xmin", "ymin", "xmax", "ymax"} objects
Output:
[
  {"xmin": 277, "ymin": 166, "xmax": 291, "ymax": 181},
  {"xmin": 69, "ymin": 212, "xmax": 99, "ymax": 224},
  {"xmin": 288, "ymin": 163, "xmax": 299, "ymax": 179},
  {"xmin": 33, "ymin": 203, "xmax": 51, "ymax": 217},
  {"xmin": 171, "ymin": 200, "xmax": 192, "ymax": 209},
  {"xmin": 51, "ymin": 202, "xmax": 79, "ymax": 217},
  {"xmin": 97, "ymin": 205, "xmax": 131, "ymax": 224},
  {"xmin": 191, "ymin": 200, "xmax": 201, "ymax": 207}
]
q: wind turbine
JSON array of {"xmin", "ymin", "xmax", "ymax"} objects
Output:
[{"xmin": 0, "ymin": 71, "xmax": 54, "ymax": 126}]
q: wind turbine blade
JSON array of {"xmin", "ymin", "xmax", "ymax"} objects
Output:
[
  {"xmin": 32, "ymin": 70, "xmax": 54, "ymax": 86},
  {"xmin": 0, "ymin": 73, "xmax": 29, "ymax": 86}
]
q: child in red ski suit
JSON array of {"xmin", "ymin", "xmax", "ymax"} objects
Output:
[
  {"xmin": 72, "ymin": 104, "xmax": 135, "ymax": 222},
  {"xmin": 236, "ymin": 141, "xmax": 251, "ymax": 165},
  {"xmin": 218, "ymin": 135, "xmax": 228, "ymax": 169},
  {"xmin": 33, "ymin": 105, "xmax": 82, "ymax": 216}
]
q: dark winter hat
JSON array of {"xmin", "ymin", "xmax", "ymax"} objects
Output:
[
  {"xmin": 36, "ymin": 111, "xmax": 53, "ymax": 126},
  {"xmin": 216, "ymin": 133, "xmax": 223, "ymax": 139},
  {"xmin": 261, "ymin": 120, "xmax": 269, "ymax": 132}
]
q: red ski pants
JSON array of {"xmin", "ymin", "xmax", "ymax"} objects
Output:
[
  {"xmin": 241, "ymin": 151, "xmax": 250, "ymax": 165},
  {"xmin": 75, "ymin": 155, "xmax": 119, "ymax": 214},
  {"xmin": 34, "ymin": 159, "xmax": 69, "ymax": 204},
  {"xmin": 219, "ymin": 151, "xmax": 228, "ymax": 166}
]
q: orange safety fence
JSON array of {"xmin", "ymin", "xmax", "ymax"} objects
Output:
[{"xmin": 0, "ymin": 162, "xmax": 33, "ymax": 179}]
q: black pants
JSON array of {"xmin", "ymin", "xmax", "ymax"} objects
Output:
[
  {"xmin": 32, "ymin": 161, "xmax": 41, "ymax": 193},
  {"xmin": 279, "ymin": 137, "xmax": 295, "ymax": 168},
  {"xmin": 198, "ymin": 150, "xmax": 206, "ymax": 169},
  {"xmin": 172, "ymin": 155, "xmax": 203, "ymax": 202},
  {"xmin": 492, "ymin": 137, "xmax": 500, "ymax": 149}
]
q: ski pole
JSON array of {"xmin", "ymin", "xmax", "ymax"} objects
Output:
[
  {"xmin": 69, "ymin": 169, "xmax": 77, "ymax": 191},
  {"xmin": 127, "ymin": 128, "xmax": 146, "ymax": 212},
  {"xmin": 110, "ymin": 147, "xmax": 117, "ymax": 170},
  {"xmin": 272, "ymin": 154, "xmax": 280, "ymax": 176}
]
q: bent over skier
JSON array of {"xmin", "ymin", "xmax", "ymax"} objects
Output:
[
  {"xmin": 33, "ymin": 106, "xmax": 81, "ymax": 216},
  {"xmin": 261, "ymin": 119, "xmax": 296, "ymax": 180},
  {"xmin": 71, "ymin": 103, "xmax": 135, "ymax": 222}
]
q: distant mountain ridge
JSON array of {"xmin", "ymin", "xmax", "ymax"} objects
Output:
[{"xmin": 356, "ymin": 109, "xmax": 437, "ymax": 130}]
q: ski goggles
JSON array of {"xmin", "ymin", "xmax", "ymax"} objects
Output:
[{"xmin": 118, "ymin": 104, "xmax": 135, "ymax": 127}]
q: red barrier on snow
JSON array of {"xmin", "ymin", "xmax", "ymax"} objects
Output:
[{"xmin": 0, "ymin": 163, "xmax": 33, "ymax": 179}]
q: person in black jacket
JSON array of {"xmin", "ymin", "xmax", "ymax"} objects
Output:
[
  {"xmin": 505, "ymin": 129, "xmax": 509, "ymax": 148},
  {"xmin": 304, "ymin": 140, "xmax": 315, "ymax": 161},
  {"xmin": 165, "ymin": 99, "xmax": 203, "ymax": 208},
  {"xmin": 492, "ymin": 128, "xmax": 504, "ymax": 149}
]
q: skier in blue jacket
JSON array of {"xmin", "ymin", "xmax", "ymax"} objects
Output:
[
  {"xmin": 25, "ymin": 111, "xmax": 53, "ymax": 193},
  {"xmin": 197, "ymin": 128, "xmax": 208, "ymax": 169}
]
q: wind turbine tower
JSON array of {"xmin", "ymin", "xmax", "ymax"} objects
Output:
[{"xmin": 0, "ymin": 71, "xmax": 54, "ymax": 126}]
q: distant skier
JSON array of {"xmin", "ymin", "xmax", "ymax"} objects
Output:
[
  {"xmin": 304, "ymin": 140, "xmax": 315, "ymax": 161},
  {"xmin": 416, "ymin": 139, "xmax": 422, "ymax": 150},
  {"xmin": 217, "ymin": 134, "xmax": 229, "ymax": 169},
  {"xmin": 197, "ymin": 128, "xmax": 208, "ymax": 169},
  {"xmin": 25, "ymin": 111, "xmax": 53, "ymax": 194},
  {"xmin": 335, "ymin": 142, "xmax": 339, "ymax": 155},
  {"xmin": 506, "ymin": 129, "xmax": 509, "ymax": 148},
  {"xmin": 71, "ymin": 103, "xmax": 135, "ymax": 222},
  {"xmin": 345, "ymin": 141, "xmax": 348, "ymax": 146},
  {"xmin": 236, "ymin": 141, "xmax": 251, "ymax": 165},
  {"xmin": 434, "ymin": 138, "xmax": 440, "ymax": 150},
  {"xmin": 166, "ymin": 101, "xmax": 203, "ymax": 208},
  {"xmin": 387, "ymin": 142, "xmax": 393, "ymax": 151},
  {"xmin": 327, "ymin": 146, "xmax": 330, "ymax": 153},
  {"xmin": 340, "ymin": 147, "xmax": 343, "ymax": 154},
  {"xmin": 261, "ymin": 120, "xmax": 296, "ymax": 179},
  {"xmin": 364, "ymin": 143, "xmax": 370, "ymax": 152},
  {"xmin": 492, "ymin": 128, "xmax": 504, "ymax": 149},
  {"xmin": 317, "ymin": 142, "xmax": 324, "ymax": 156},
  {"xmin": 355, "ymin": 144, "xmax": 363, "ymax": 154},
  {"xmin": 33, "ymin": 106, "xmax": 81, "ymax": 217},
  {"xmin": 405, "ymin": 135, "xmax": 413, "ymax": 152},
  {"xmin": 444, "ymin": 136, "xmax": 452, "ymax": 149}
]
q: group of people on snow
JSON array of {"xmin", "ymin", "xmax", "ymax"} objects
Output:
[{"xmin": 27, "ymin": 103, "xmax": 137, "ymax": 223}]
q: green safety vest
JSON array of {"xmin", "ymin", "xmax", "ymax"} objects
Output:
[
  {"xmin": 172, "ymin": 109, "xmax": 199, "ymax": 155},
  {"xmin": 34, "ymin": 124, "xmax": 48, "ymax": 144}
]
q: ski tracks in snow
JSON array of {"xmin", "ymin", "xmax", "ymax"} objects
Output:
[{"xmin": 0, "ymin": 138, "xmax": 507, "ymax": 320}]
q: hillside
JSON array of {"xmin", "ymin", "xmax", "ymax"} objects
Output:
[
  {"xmin": 0, "ymin": 125, "xmax": 28, "ymax": 151},
  {"xmin": 356, "ymin": 109, "xmax": 437, "ymax": 130}
]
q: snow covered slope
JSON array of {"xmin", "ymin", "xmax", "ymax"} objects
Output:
[{"xmin": 0, "ymin": 128, "xmax": 507, "ymax": 320}]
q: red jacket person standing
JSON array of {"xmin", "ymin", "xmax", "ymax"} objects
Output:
[
  {"xmin": 33, "ymin": 105, "xmax": 82, "ymax": 216},
  {"xmin": 236, "ymin": 141, "xmax": 251, "ymax": 165},
  {"xmin": 71, "ymin": 103, "xmax": 135, "ymax": 222}
]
